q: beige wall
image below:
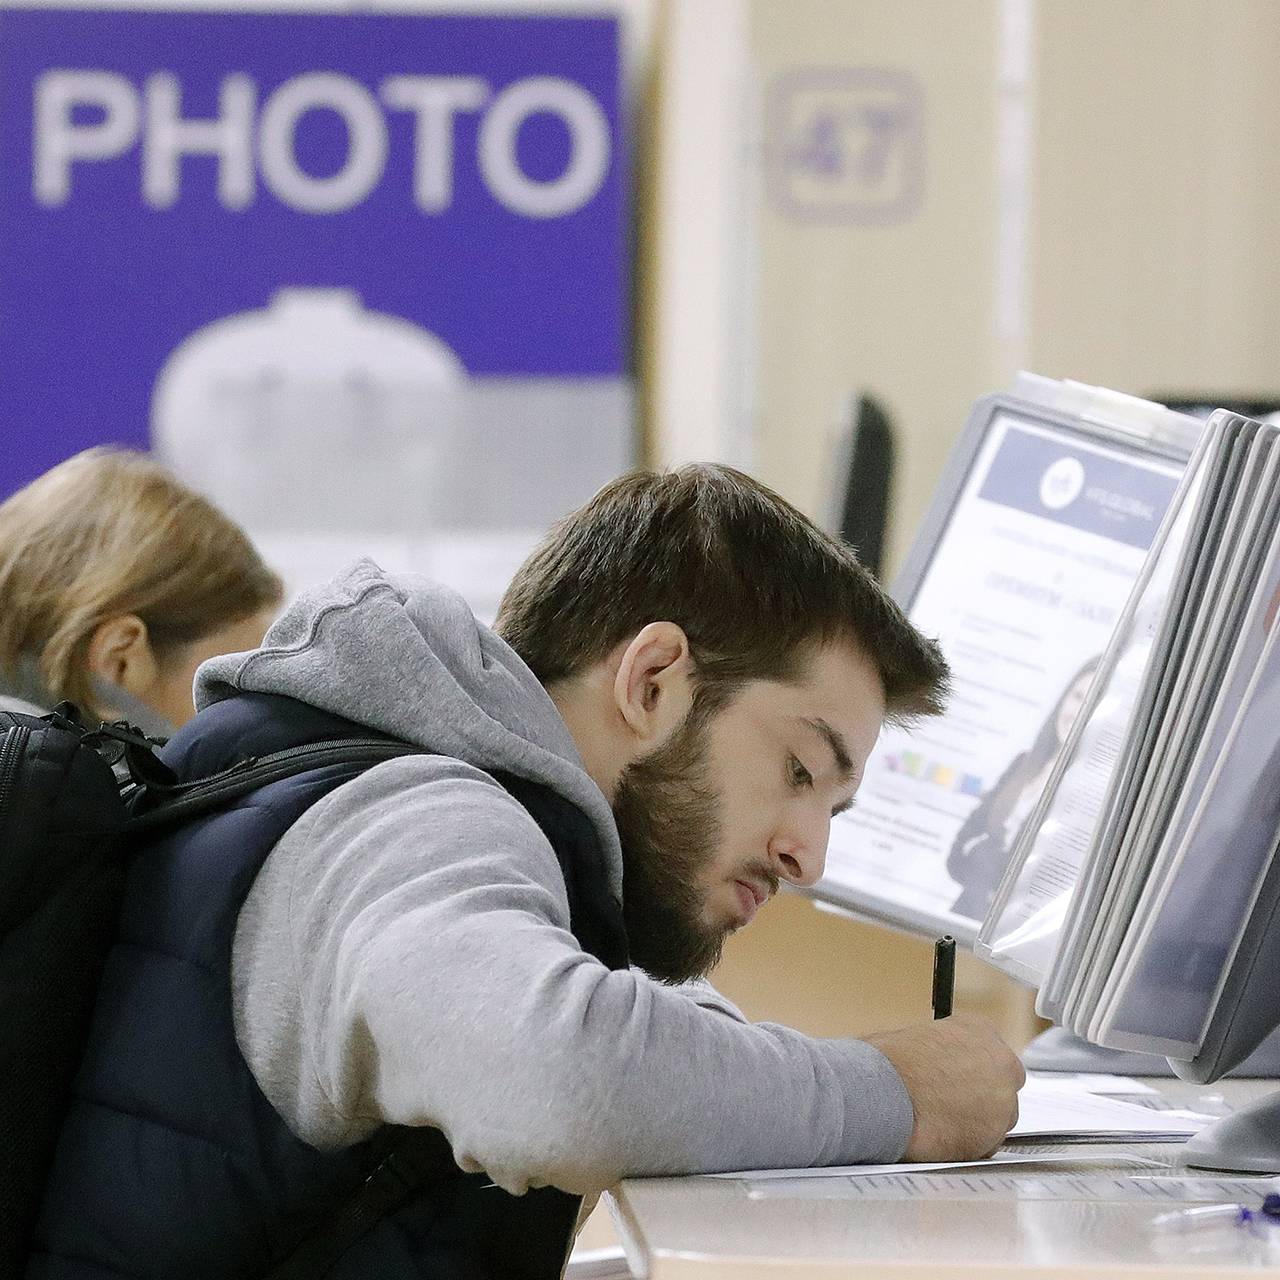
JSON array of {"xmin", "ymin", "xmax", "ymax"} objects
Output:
[
  {"xmin": 749, "ymin": 0, "xmax": 1005, "ymax": 562},
  {"xmin": 1030, "ymin": 0, "xmax": 1280, "ymax": 395}
]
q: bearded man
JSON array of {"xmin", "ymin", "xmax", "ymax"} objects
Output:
[{"xmin": 30, "ymin": 465, "xmax": 1023, "ymax": 1280}]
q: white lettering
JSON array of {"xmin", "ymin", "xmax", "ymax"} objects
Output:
[
  {"xmin": 34, "ymin": 70, "xmax": 139, "ymax": 206},
  {"xmin": 379, "ymin": 75, "xmax": 488, "ymax": 213},
  {"xmin": 478, "ymin": 76, "xmax": 610, "ymax": 219},
  {"xmin": 259, "ymin": 73, "xmax": 387, "ymax": 214},
  {"xmin": 30, "ymin": 69, "xmax": 613, "ymax": 218},
  {"xmin": 143, "ymin": 72, "xmax": 255, "ymax": 210}
]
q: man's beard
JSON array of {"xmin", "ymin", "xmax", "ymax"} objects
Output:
[{"xmin": 611, "ymin": 704, "xmax": 730, "ymax": 983}]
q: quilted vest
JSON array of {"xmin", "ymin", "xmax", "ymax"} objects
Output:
[{"xmin": 27, "ymin": 692, "xmax": 629, "ymax": 1279}]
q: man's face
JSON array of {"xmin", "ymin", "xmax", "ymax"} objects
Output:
[{"xmin": 612, "ymin": 640, "xmax": 886, "ymax": 982}]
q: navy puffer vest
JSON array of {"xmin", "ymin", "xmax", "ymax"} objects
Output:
[{"xmin": 27, "ymin": 692, "xmax": 629, "ymax": 1279}]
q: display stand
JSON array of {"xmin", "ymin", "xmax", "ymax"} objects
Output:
[{"xmin": 1023, "ymin": 1025, "xmax": 1280, "ymax": 1077}]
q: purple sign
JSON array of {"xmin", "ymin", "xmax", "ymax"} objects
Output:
[{"xmin": 0, "ymin": 8, "xmax": 627, "ymax": 495}]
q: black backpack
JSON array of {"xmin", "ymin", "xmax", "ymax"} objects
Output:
[{"xmin": 0, "ymin": 704, "xmax": 434, "ymax": 1280}]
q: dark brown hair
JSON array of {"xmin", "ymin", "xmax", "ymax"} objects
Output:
[
  {"xmin": 496, "ymin": 464, "xmax": 949, "ymax": 721},
  {"xmin": 0, "ymin": 447, "xmax": 283, "ymax": 715}
]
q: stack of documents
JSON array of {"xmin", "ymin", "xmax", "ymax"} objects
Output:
[
  {"xmin": 1008, "ymin": 1074, "xmax": 1215, "ymax": 1144},
  {"xmin": 976, "ymin": 410, "xmax": 1280, "ymax": 1062}
]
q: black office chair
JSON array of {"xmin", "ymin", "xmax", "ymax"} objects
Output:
[{"xmin": 825, "ymin": 391, "xmax": 896, "ymax": 581}]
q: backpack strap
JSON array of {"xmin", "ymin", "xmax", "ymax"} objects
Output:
[
  {"xmin": 126, "ymin": 738, "xmax": 425, "ymax": 831},
  {"xmin": 261, "ymin": 1127, "xmax": 459, "ymax": 1280}
]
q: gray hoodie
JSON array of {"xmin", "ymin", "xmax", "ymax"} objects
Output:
[{"xmin": 198, "ymin": 559, "xmax": 913, "ymax": 1197}]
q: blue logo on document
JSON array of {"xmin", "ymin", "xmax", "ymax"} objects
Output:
[
  {"xmin": 1038, "ymin": 457, "xmax": 1086, "ymax": 510},
  {"xmin": 978, "ymin": 426, "xmax": 1179, "ymax": 550}
]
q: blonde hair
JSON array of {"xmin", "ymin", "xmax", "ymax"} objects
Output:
[{"xmin": 0, "ymin": 447, "xmax": 282, "ymax": 716}]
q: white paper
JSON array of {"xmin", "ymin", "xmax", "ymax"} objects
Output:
[
  {"xmin": 1009, "ymin": 1084, "xmax": 1214, "ymax": 1141},
  {"xmin": 742, "ymin": 1169, "xmax": 1280, "ymax": 1203},
  {"xmin": 1025, "ymin": 1071, "xmax": 1157, "ymax": 1095},
  {"xmin": 706, "ymin": 1150, "xmax": 1164, "ymax": 1183}
]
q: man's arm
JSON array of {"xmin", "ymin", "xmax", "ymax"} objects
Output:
[
  {"xmin": 867, "ymin": 1015, "xmax": 1025, "ymax": 1160},
  {"xmin": 233, "ymin": 756, "xmax": 1019, "ymax": 1195}
]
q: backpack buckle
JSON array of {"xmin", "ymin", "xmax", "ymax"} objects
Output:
[
  {"xmin": 83, "ymin": 720, "xmax": 179, "ymax": 789},
  {"xmin": 45, "ymin": 701, "xmax": 88, "ymax": 733}
]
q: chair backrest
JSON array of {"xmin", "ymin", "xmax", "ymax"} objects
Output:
[{"xmin": 824, "ymin": 390, "xmax": 896, "ymax": 580}]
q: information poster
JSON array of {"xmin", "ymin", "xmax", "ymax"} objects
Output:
[
  {"xmin": 817, "ymin": 414, "xmax": 1183, "ymax": 939},
  {"xmin": 0, "ymin": 8, "xmax": 632, "ymax": 614}
]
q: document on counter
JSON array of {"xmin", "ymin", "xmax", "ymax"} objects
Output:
[
  {"xmin": 1008, "ymin": 1075, "xmax": 1216, "ymax": 1143},
  {"xmin": 1025, "ymin": 1071, "xmax": 1157, "ymax": 1095},
  {"xmin": 740, "ymin": 1168, "xmax": 1280, "ymax": 1202},
  {"xmin": 706, "ymin": 1150, "xmax": 1165, "ymax": 1183}
]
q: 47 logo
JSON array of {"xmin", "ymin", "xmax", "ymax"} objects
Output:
[{"xmin": 766, "ymin": 68, "xmax": 925, "ymax": 225}]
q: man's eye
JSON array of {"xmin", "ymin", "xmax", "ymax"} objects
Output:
[{"xmin": 788, "ymin": 755, "xmax": 813, "ymax": 788}]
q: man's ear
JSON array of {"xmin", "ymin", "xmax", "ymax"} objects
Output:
[
  {"xmin": 86, "ymin": 615, "xmax": 160, "ymax": 697},
  {"xmin": 613, "ymin": 621, "xmax": 695, "ymax": 746}
]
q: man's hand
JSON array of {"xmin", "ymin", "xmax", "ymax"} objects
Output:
[{"xmin": 866, "ymin": 1013, "xmax": 1026, "ymax": 1162}]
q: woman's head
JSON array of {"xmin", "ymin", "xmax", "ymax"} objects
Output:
[
  {"xmin": 0, "ymin": 447, "xmax": 283, "ymax": 727},
  {"xmin": 1023, "ymin": 653, "xmax": 1102, "ymax": 770}
]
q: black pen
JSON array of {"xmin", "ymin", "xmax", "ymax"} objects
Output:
[{"xmin": 932, "ymin": 935, "xmax": 956, "ymax": 1019}]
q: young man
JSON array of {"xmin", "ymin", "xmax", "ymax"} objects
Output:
[{"xmin": 31, "ymin": 466, "xmax": 1023, "ymax": 1279}]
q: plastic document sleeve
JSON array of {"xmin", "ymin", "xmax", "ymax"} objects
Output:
[{"xmin": 810, "ymin": 376, "xmax": 1193, "ymax": 946}]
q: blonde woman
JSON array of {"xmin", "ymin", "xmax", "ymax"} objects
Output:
[{"xmin": 0, "ymin": 448, "xmax": 282, "ymax": 735}]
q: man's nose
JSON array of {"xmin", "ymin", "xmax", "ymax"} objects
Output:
[{"xmin": 768, "ymin": 813, "xmax": 830, "ymax": 888}]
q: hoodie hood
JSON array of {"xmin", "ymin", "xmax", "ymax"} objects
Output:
[{"xmin": 195, "ymin": 557, "xmax": 622, "ymax": 896}]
